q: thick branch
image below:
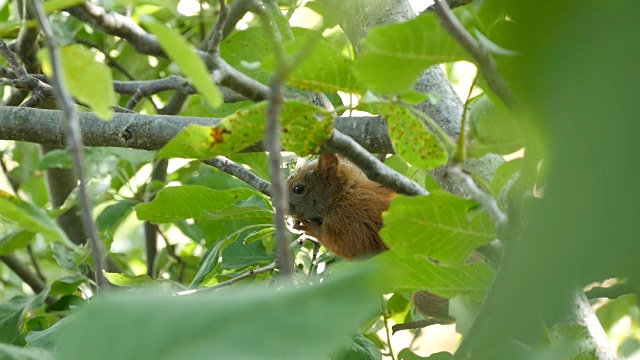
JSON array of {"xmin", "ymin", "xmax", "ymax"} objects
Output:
[{"xmin": 0, "ymin": 106, "xmax": 393, "ymax": 152}]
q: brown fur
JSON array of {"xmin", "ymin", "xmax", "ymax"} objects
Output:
[{"xmin": 286, "ymin": 154, "xmax": 395, "ymax": 259}]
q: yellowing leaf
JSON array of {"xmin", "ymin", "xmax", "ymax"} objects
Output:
[{"xmin": 38, "ymin": 45, "xmax": 116, "ymax": 120}]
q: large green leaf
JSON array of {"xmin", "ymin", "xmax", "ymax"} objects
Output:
[
  {"xmin": 143, "ymin": 18, "xmax": 222, "ymax": 109},
  {"xmin": 39, "ymin": 45, "xmax": 116, "ymax": 120},
  {"xmin": 381, "ymin": 192, "xmax": 495, "ymax": 264},
  {"xmin": 374, "ymin": 102, "xmax": 448, "ymax": 169},
  {"xmin": 55, "ymin": 267, "xmax": 380, "ymax": 360},
  {"xmin": 135, "ymin": 186, "xmax": 258, "ymax": 223},
  {"xmin": 0, "ymin": 343, "xmax": 52, "ymax": 360},
  {"xmin": 25, "ymin": 315, "xmax": 74, "ymax": 352},
  {"xmin": 159, "ymin": 100, "xmax": 332, "ymax": 159},
  {"xmin": 373, "ymin": 251, "xmax": 493, "ymax": 301},
  {"xmin": 468, "ymin": 95, "xmax": 524, "ymax": 157},
  {"xmin": 353, "ymin": 13, "xmax": 471, "ymax": 94},
  {"xmin": 0, "ymin": 191, "xmax": 70, "ymax": 245}
]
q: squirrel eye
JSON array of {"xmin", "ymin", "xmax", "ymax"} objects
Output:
[{"xmin": 293, "ymin": 185, "xmax": 304, "ymax": 194}]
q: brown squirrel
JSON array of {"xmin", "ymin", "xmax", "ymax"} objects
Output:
[
  {"xmin": 287, "ymin": 154, "xmax": 452, "ymax": 320},
  {"xmin": 286, "ymin": 154, "xmax": 395, "ymax": 259}
]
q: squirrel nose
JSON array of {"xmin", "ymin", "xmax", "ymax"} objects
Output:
[{"xmin": 288, "ymin": 203, "xmax": 295, "ymax": 212}]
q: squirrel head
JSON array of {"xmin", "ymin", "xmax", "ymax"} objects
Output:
[{"xmin": 286, "ymin": 154, "xmax": 348, "ymax": 223}]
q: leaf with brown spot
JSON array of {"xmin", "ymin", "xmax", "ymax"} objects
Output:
[{"xmin": 373, "ymin": 102, "xmax": 448, "ymax": 169}]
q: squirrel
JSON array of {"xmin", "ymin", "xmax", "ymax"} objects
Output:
[
  {"xmin": 287, "ymin": 154, "xmax": 452, "ymax": 320},
  {"xmin": 286, "ymin": 154, "xmax": 395, "ymax": 259}
]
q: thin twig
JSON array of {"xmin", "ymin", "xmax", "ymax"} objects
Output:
[
  {"xmin": 0, "ymin": 37, "xmax": 28, "ymax": 78},
  {"xmin": 307, "ymin": 240, "xmax": 321, "ymax": 279},
  {"xmin": 176, "ymin": 261, "xmax": 278, "ymax": 295},
  {"xmin": 33, "ymin": 0, "xmax": 107, "ymax": 290},
  {"xmin": 325, "ymin": 131, "xmax": 428, "ymax": 196},
  {"xmin": 432, "ymin": 0, "xmax": 518, "ymax": 110},
  {"xmin": 157, "ymin": 227, "xmax": 186, "ymax": 283},
  {"xmin": 0, "ymin": 154, "xmax": 20, "ymax": 193},
  {"xmin": 75, "ymin": 37, "xmax": 135, "ymax": 80},
  {"xmin": 453, "ymin": 74, "xmax": 478, "ymax": 163},
  {"xmin": 392, "ymin": 318, "xmax": 452, "ymax": 333},
  {"xmin": 285, "ymin": 0, "xmax": 298, "ymax": 19},
  {"xmin": 26, "ymin": 245, "xmax": 46, "ymax": 282},
  {"xmin": 206, "ymin": 0, "xmax": 229, "ymax": 54},
  {"xmin": 447, "ymin": 164, "xmax": 506, "ymax": 229},
  {"xmin": 381, "ymin": 299, "xmax": 396, "ymax": 360},
  {"xmin": 423, "ymin": 0, "xmax": 473, "ymax": 13},
  {"xmin": 0, "ymin": 36, "xmax": 54, "ymax": 107},
  {"xmin": 203, "ymin": 156, "xmax": 272, "ymax": 196},
  {"xmin": 258, "ymin": 4, "xmax": 295, "ymax": 277}
]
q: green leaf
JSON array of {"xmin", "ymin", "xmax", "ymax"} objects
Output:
[
  {"xmin": 353, "ymin": 13, "xmax": 471, "ymax": 94},
  {"xmin": 0, "ymin": 190, "xmax": 71, "ymax": 245},
  {"xmin": 135, "ymin": 186, "xmax": 259, "ymax": 223},
  {"xmin": 373, "ymin": 251, "xmax": 493, "ymax": 301},
  {"xmin": 280, "ymin": 101, "xmax": 334, "ymax": 156},
  {"xmin": 0, "ymin": 21, "xmax": 36, "ymax": 37},
  {"xmin": 228, "ymin": 153, "xmax": 271, "ymax": 180},
  {"xmin": 374, "ymin": 103, "xmax": 448, "ymax": 169},
  {"xmin": 104, "ymin": 273, "xmax": 185, "ymax": 291},
  {"xmin": 0, "ymin": 290, "xmax": 49, "ymax": 344},
  {"xmin": 190, "ymin": 224, "xmax": 270, "ymax": 288},
  {"xmin": 56, "ymin": 266, "xmax": 380, "ymax": 360},
  {"xmin": 159, "ymin": 102, "xmax": 267, "ymax": 159},
  {"xmin": 220, "ymin": 237, "xmax": 274, "ymax": 270},
  {"xmin": 159, "ymin": 100, "xmax": 331, "ymax": 159},
  {"xmin": 331, "ymin": 333, "xmax": 382, "ymax": 360},
  {"xmin": 49, "ymin": 276, "xmax": 87, "ymax": 297},
  {"xmin": 468, "ymin": 95, "xmax": 524, "ymax": 157},
  {"xmin": 220, "ymin": 27, "xmax": 271, "ymax": 84},
  {"xmin": 44, "ymin": 0, "xmax": 85, "ymax": 13},
  {"xmin": 39, "ymin": 45, "xmax": 116, "ymax": 120},
  {"xmin": 0, "ymin": 229, "xmax": 35, "ymax": 256},
  {"xmin": 96, "ymin": 199, "xmax": 138, "ymax": 249},
  {"xmin": 203, "ymin": 205, "xmax": 273, "ymax": 221},
  {"xmin": 449, "ymin": 296, "xmax": 482, "ymax": 335},
  {"xmin": 243, "ymin": 227, "xmax": 276, "ymax": 244},
  {"xmin": 490, "ymin": 158, "xmax": 521, "ymax": 196},
  {"xmin": 143, "ymin": 18, "xmax": 222, "ymax": 108},
  {"xmin": 398, "ymin": 90, "xmax": 430, "ymax": 105},
  {"xmin": 263, "ymin": 35, "xmax": 362, "ymax": 93},
  {"xmin": 381, "ymin": 192, "xmax": 495, "ymax": 264},
  {"xmin": 25, "ymin": 314, "xmax": 74, "ymax": 351},
  {"xmin": 398, "ymin": 349, "xmax": 452, "ymax": 360},
  {"xmin": 0, "ymin": 343, "xmax": 52, "ymax": 360},
  {"xmin": 36, "ymin": 149, "xmax": 73, "ymax": 170}
]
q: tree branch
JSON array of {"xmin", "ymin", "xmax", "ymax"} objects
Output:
[{"xmin": 203, "ymin": 156, "xmax": 272, "ymax": 196}]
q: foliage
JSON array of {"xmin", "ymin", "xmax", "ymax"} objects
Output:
[{"xmin": 0, "ymin": 0, "xmax": 637, "ymax": 359}]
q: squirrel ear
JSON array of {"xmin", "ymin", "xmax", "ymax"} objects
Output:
[{"xmin": 318, "ymin": 154, "xmax": 339, "ymax": 171}]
